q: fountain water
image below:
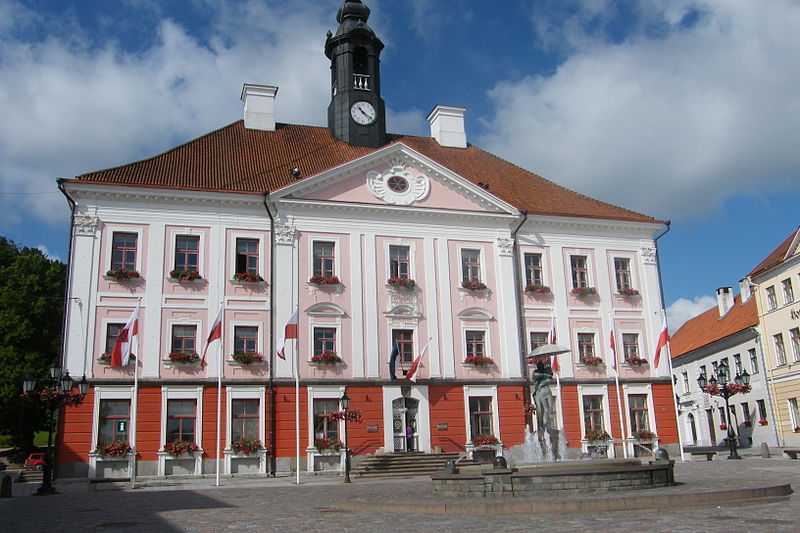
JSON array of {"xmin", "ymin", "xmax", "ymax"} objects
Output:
[{"xmin": 505, "ymin": 426, "xmax": 569, "ymax": 466}]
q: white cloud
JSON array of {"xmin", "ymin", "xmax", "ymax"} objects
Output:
[
  {"xmin": 667, "ymin": 294, "xmax": 716, "ymax": 332},
  {"xmin": 479, "ymin": 0, "xmax": 800, "ymax": 221},
  {"xmin": 36, "ymin": 244, "xmax": 61, "ymax": 262}
]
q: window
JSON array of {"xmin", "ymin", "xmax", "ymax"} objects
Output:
[
  {"xmin": 628, "ymin": 395, "xmax": 649, "ymax": 433},
  {"xmin": 614, "ymin": 258, "xmax": 632, "ymax": 292},
  {"xmin": 718, "ymin": 407, "xmax": 727, "ymax": 424},
  {"xmin": 105, "ymin": 323, "xmax": 125, "ymax": 354},
  {"xmin": 783, "ymin": 278, "xmax": 795, "ymax": 304},
  {"xmin": 578, "ymin": 333, "xmax": 595, "ymax": 361},
  {"xmin": 529, "ymin": 332, "xmax": 548, "ymax": 352},
  {"xmin": 775, "ymin": 333, "xmax": 787, "ymax": 365},
  {"xmin": 742, "ymin": 402, "xmax": 751, "ymax": 424},
  {"xmin": 313, "ymin": 327, "xmax": 336, "ymax": 356},
  {"xmin": 236, "ymin": 238, "xmax": 259, "ymax": 274},
  {"xmin": 749, "ymin": 348, "xmax": 759, "ymax": 374},
  {"xmin": 166, "ymin": 399, "xmax": 196, "ymax": 443},
  {"xmin": 312, "ymin": 242, "xmax": 335, "ymax": 277},
  {"xmin": 461, "ymin": 249, "xmax": 481, "ymax": 282},
  {"xmin": 757, "ymin": 399, "xmax": 768, "ymax": 422},
  {"xmin": 98, "ymin": 400, "xmax": 130, "ymax": 443},
  {"xmin": 682, "ymin": 372, "xmax": 689, "ymax": 393},
  {"xmin": 789, "ymin": 398, "xmax": 800, "ymax": 429},
  {"xmin": 582, "ymin": 395, "xmax": 604, "ymax": 432},
  {"xmin": 465, "ymin": 331, "xmax": 486, "ymax": 358},
  {"xmin": 314, "ymin": 399, "xmax": 339, "ymax": 441},
  {"xmin": 733, "ymin": 354, "xmax": 742, "ymax": 375},
  {"xmin": 622, "ymin": 333, "xmax": 639, "ymax": 361},
  {"xmin": 111, "ymin": 232, "xmax": 137, "ymax": 271},
  {"xmin": 766, "ymin": 286, "xmax": 778, "ymax": 310},
  {"xmin": 174, "ymin": 235, "xmax": 199, "ymax": 272},
  {"xmin": 791, "ymin": 328, "xmax": 800, "ymax": 362},
  {"xmin": 389, "ymin": 245, "xmax": 410, "ymax": 279},
  {"xmin": 729, "ymin": 405, "xmax": 737, "ymax": 423},
  {"xmin": 699, "ymin": 365, "xmax": 706, "ymax": 379},
  {"xmin": 171, "ymin": 325, "xmax": 197, "ymax": 354},
  {"xmin": 469, "ymin": 397, "xmax": 493, "ymax": 439},
  {"xmin": 231, "ymin": 399, "xmax": 259, "ymax": 442},
  {"xmin": 570, "ymin": 255, "xmax": 589, "ymax": 288},
  {"xmin": 524, "ymin": 253, "xmax": 543, "ymax": 286},
  {"xmin": 234, "ymin": 326, "xmax": 258, "ymax": 354},
  {"xmin": 392, "ymin": 329, "xmax": 414, "ymax": 364}
]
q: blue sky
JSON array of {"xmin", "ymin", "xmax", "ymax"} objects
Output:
[{"xmin": 1, "ymin": 0, "xmax": 799, "ymax": 330}]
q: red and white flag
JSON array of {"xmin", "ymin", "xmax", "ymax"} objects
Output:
[
  {"xmin": 200, "ymin": 307, "xmax": 223, "ymax": 369},
  {"xmin": 549, "ymin": 313, "xmax": 560, "ymax": 373},
  {"xmin": 406, "ymin": 337, "xmax": 432, "ymax": 382},
  {"xmin": 609, "ymin": 329, "xmax": 617, "ymax": 371},
  {"xmin": 111, "ymin": 306, "xmax": 139, "ymax": 367},
  {"xmin": 276, "ymin": 309, "xmax": 298, "ymax": 360},
  {"xmin": 653, "ymin": 318, "xmax": 669, "ymax": 368}
]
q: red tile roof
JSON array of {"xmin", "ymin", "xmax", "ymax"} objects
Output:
[
  {"xmin": 669, "ymin": 295, "xmax": 758, "ymax": 357},
  {"xmin": 748, "ymin": 227, "xmax": 800, "ymax": 278},
  {"xmin": 68, "ymin": 121, "xmax": 660, "ymax": 224}
]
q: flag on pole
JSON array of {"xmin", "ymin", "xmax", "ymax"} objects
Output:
[
  {"xmin": 549, "ymin": 313, "xmax": 560, "ymax": 372},
  {"xmin": 200, "ymin": 307, "xmax": 223, "ymax": 369},
  {"xmin": 388, "ymin": 342, "xmax": 399, "ymax": 381},
  {"xmin": 609, "ymin": 329, "xmax": 617, "ymax": 371},
  {"xmin": 653, "ymin": 318, "xmax": 669, "ymax": 368},
  {"xmin": 111, "ymin": 306, "xmax": 139, "ymax": 367},
  {"xmin": 406, "ymin": 337, "xmax": 432, "ymax": 382},
  {"xmin": 277, "ymin": 309, "xmax": 299, "ymax": 360}
]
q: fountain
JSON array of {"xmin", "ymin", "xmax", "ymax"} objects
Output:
[{"xmin": 505, "ymin": 426, "xmax": 569, "ymax": 466}]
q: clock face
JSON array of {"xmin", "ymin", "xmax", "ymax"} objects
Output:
[{"xmin": 351, "ymin": 101, "xmax": 376, "ymax": 125}]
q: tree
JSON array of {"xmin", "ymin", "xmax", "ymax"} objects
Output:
[{"xmin": 0, "ymin": 237, "xmax": 66, "ymax": 455}]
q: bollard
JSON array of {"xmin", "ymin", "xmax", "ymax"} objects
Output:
[
  {"xmin": 653, "ymin": 448, "xmax": 670, "ymax": 461},
  {"xmin": 761, "ymin": 442, "xmax": 771, "ymax": 458},
  {"xmin": 492, "ymin": 456, "xmax": 508, "ymax": 469},
  {"xmin": 443, "ymin": 460, "xmax": 457, "ymax": 474},
  {"xmin": 0, "ymin": 474, "xmax": 12, "ymax": 498}
]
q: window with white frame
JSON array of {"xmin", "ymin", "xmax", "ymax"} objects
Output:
[
  {"xmin": 582, "ymin": 395, "xmax": 604, "ymax": 433},
  {"xmin": 461, "ymin": 249, "xmax": 482, "ymax": 283},
  {"xmin": 171, "ymin": 325, "xmax": 197, "ymax": 355},
  {"xmin": 749, "ymin": 348, "xmax": 759, "ymax": 374},
  {"xmin": 699, "ymin": 364, "xmax": 707, "ymax": 379},
  {"xmin": 682, "ymin": 372, "xmax": 689, "ymax": 393},
  {"xmin": 742, "ymin": 402, "xmax": 751, "ymax": 424},
  {"xmin": 312, "ymin": 242, "xmax": 336, "ymax": 277},
  {"xmin": 111, "ymin": 232, "xmax": 137, "ymax": 271},
  {"xmin": 235, "ymin": 238, "xmax": 259, "ymax": 275},
  {"xmin": 622, "ymin": 333, "xmax": 640, "ymax": 362},
  {"xmin": 783, "ymin": 278, "xmax": 795, "ymax": 304},
  {"xmin": 231, "ymin": 399, "xmax": 259, "ymax": 442},
  {"xmin": 775, "ymin": 333, "xmax": 787, "ymax": 365},
  {"xmin": 766, "ymin": 286, "xmax": 778, "ymax": 310},
  {"xmin": 98, "ymin": 399, "xmax": 130, "ymax": 444},
  {"xmin": 313, "ymin": 327, "xmax": 336, "ymax": 357},
  {"xmin": 733, "ymin": 354, "xmax": 742, "ymax": 375},
  {"xmin": 570, "ymin": 255, "xmax": 589, "ymax": 289},
  {"xmin": 469, "ymin": 397, "xmax": 493, "ymax": 439},
  {"xmin": 529, "ymin": 332, "xmax": 548, "ymax": 352},
  {"xmin": 465, "ymin": 330, "xmax": 486, "ymax": 358},
  {"xmin": 313, "ymin": 399, "xmax": 340, "ymax": 441},
  {"xmin": 628, "ymin": 394, "xmax": 650, "ymax": 433},
  {"xmin": 234, "ymin": 326, "xmax": 258, "ymax": 354},
  {"xmin": 166, "ymin": 400, "xmax": 197, "ymax": 443},
  {"xmin": 791, "ymin": 328, "xmax": 800, "ymax": 362},
  {"xmin": 389, "ymin": 245, "xmax": 411, "ymax": 279},
  {"xmin": 104, "ymin": 323, "xmax": 125, "ymax": 356},
  {"xmin": 392, "ymin": 329, "xmax": 414, "ymax": 364},
  {"xmin": 757, "ymin": 399, "xmax": 768, "ymax": 422},
  {"xmin": 789, "ymin": 398, "xmax": 800, "ymax": 429},
  {"xmin": 577, "ymin": 333, "xmax": 595, "ymax": 363},
  {"xmin": 718, "ymin": 406, "xmax": 727, "ymax": 424},
  {"xmin": 174, "ymin": 235, "xmax": 200, "ymax": 272},
  {"xmin": 524, "ymin": 253, "xmax": 543, "ymax": 287},
  {"xmin": 614, "ymin": 258, "xmax": 632, "ymax": 292}
]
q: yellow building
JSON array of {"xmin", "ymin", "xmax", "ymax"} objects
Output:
[{"xmin": 748, "ymin": 227, "xmax": 800, "ymax": 445}]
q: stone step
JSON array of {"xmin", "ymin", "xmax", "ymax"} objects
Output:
[{"xmin": 352, "ymin": 452, "xmax": 477, "ymax": 477}]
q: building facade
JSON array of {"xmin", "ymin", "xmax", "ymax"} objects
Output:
[{"xmin": 56, "ymin": 0, "xmax": 677, "ymax": 479}]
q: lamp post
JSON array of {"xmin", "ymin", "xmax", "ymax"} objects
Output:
[
  {"xmin": 340, "ymin": 391, "xmax": 351, "ymax": 483},
  {"xmin": 23, "ymin": 363, "xmax": 89, "ymax": 495},
  {"xmin": 697, "ymin": 360, "xmax": 750, "ymax": 460}
]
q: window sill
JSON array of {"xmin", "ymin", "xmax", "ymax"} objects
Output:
[
  {"xmin": 103, "ymin": 275, "xmax": 142, "ymax": 282},
  {"xmin": 228, "ymin": 360, "xmax": 267, "ymax": 367},
  {"xmin": 162, "ymin": 358, "xmax": 202, "ymax": 368},
  {"xmin": 230, "ymin": 279, "xmax": 267, "ymax": 285},
  {"xmin": 166, "ymin": 277, "xmax": 204, "ymax": 284},
  {"xmin": 308, "ymin": 361, "xmax": 344, "ymax": 368}
]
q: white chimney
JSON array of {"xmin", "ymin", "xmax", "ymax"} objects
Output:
[
  {"xmin": 716, "ymin": 287, "xmax": 735, "ymax": 316},
  {"xmin": 427, "ymin": 105, "xmax": 467, "ymax": 148},
  {"xmin": 241, "ymin": 84, "xmax": 278, "ymax": 131},
  {"xmin": 739, "ymin": 277, "xmax": 753, "ymax": 303}
]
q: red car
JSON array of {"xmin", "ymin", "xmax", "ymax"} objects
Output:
[{"xmin": 24, "ymin": 453, "xmax": 45, "ymax": 471}]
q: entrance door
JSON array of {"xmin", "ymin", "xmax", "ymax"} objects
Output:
[{"xmin": 392, "ymin": 397, "xmax": 419, "ymax": 452}]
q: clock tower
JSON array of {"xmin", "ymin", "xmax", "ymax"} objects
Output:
[{"xmin": 325, "ymin": 0, "xmax": 387, "ymax": 148}]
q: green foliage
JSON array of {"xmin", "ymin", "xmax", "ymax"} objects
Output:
[{"xmin": 0, "ymin": 237, "xmax": 66, "ymax": 453}]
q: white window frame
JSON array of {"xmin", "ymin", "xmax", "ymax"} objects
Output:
[
  {"xmin": 166, "ymin": 318, "xmax": 202, "ymax": 360},
  {"xmin": 166, "ymin": 227, "xmax": 207, "ymax": 277},
  {"xmin": 461, "ymin": 324, "xmax": 492, "ymax": 361},
  {"xmin": 458, "ymin": 245, "xmax": 485, "ymax": 283},
  {"xmin": 224, "ymin": 386, "xmax": 267, "ymax": 474},
  {"xmin": 622, "ymin": 383, "xmax": 656, "ymax": 440},
  {"xmin": 384, "ymin": 240, "xmax": 417, "ymax": 280},
  {"xmin": 620, "ymin": 331, "xmax": 641, "ymax": 363},
  {"xmin": 105, "ymin": 226, "xmax": 144, "ymax": 273},
  {"xmin": 577, "ymin": 384, "xmax": 614, "ymax": 456},
  {"xmin": 521, "ymin": 248, "xmax": 548, "ymax": 287},
  {"xmin": 88, "ymin": 385, "xmax": 136, "ymax": 480},
  {"xmin": 309, "ymin": 237, "xmax": 340, "ymax": 278},
  {"xmin": 783, "ymin": 278, "xmax": 795, "ymax": 304},
  {"xmin": 766, "ymin": 286, "xmax": 778, "ymax": 310},
  {"xmin": 231, "ymin": 322, "xmax": 263, "ymax": 358},
  {"xmin": 231, "ymin": 232, "xmax": 266, "ymax": 278},
  {"xmin": 575, "ymin": 329, "xmax": 599, "ymax": 364},
  {"xmin": 158, "ymin": 386, "xmax": 204, "ymax": 476},
  {"xmin": 463, "ymin": 385, "xmax": 500, "ymax": 444},
  {"xmin": 306, "ymin": 385, "xmax": 347, "ymax": 474},
  {"xmin": 775, "ymin": 333, "xmax": 787, "ymax": 366},
  {"xmin": 788, "ymin": 398, "xmax": 800, "ymax": 430},
  {"xmin": 610, "ymin": 252, "xmax": 637, "ymax": 293}
]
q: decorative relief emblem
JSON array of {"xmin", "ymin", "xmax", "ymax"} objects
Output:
[
  {"xmin": 640, "ymin": 243, "xmax": 657, "ymax": 265},
  {"xmin": 367, "ymin": 162, "xmax": 430, "ymax": 206},
  {"xmin": 275, "ymin": 223, "xmax": 296, "ymax": 246},
  {"xmin": 73, "ymin": 214, "xmax": 98, "ymax": 236},
  {"xmin": 496, "ymin": 237, "xmax": 514, "ymax": 256}
]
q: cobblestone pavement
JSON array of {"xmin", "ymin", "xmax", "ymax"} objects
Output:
[{"xmin": 3, "ymin": 455, "xmax": 800, "ymax": 533}]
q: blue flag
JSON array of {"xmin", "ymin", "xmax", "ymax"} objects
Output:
[{"xmin": 388, "ymin": 342, "xmax": 399, "ymax": 381}]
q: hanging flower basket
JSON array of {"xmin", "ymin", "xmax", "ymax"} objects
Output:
[
  {"xmin": 618, "ymin": 288, "xmax": 640, "ymax": 296},
  {"xmin": 168, "ymin": 351, "xmax": 200, "ymax": 364},
  {"xmin": 230, "ymin": 438, "xmax": 264, "ymax": 455},
  {"xmin": 463, "ymin": 355, "xmax": 495, "ymax": 367},
  {"xmin": 314, "ymin": 438, "xmax": 344, "ymax": 453},
  {"xmin": 585, "ymin": 429, "xmax": 610, "ymax": 442},
  {"xmin": 309, "ymin": 275, "xmax": 340, "ymax": 285},
  {"xmin": 632, "ymin": 430, "xmax": 657, "ymax": 441},
  {"xmin": 719, "ymin": 423, "xmax": 728, "ymax": 430},
  {"xmin": 105, "ymin": 268, "xmax": 140, "ymax": 280},
  {"xmin": 310, "ymin": 351, "xmax": 343, "ymax": 365},
  {"xmin": 524, "ymin": 284, "xmax": 551, "ymax": 295},
  {"xmin": 471, "ymin": 434, "xmax": 499, "ymax": 447},
  {"xmin": 758, "ymin": 419, "xmax": 768, "ymax": 426},
  {"xmin": 232, "ymin": 272, "xmax": 265, "ymax": 283},
  {"xmin": 461, "ymin": 280, "xmax": 487, "ymax": 291},
  {"xmin": 94, "ymin": 440, "xmax": 132, "ymax": 458},
  {"xmin": 704, "ymin": 383, "xmax": 751, "ymax": 397},
  {"xmin": 169, "ymin": 269, "xmax": 202, "ymax": 281},
  {"xmin": 327, "ymin": 408, "xmax": 364, "ymax": 423},
  {"xmin": 21, "ymin": 386, "xmax": 85, "ymax": 408},
  {"xmin": 625, "ymin": 357, "xmax": 648, "ymax": 366},
  {"xmin": 164, "ymin": 440, "xmax": 200, "ymax": 457},
  {"xmin": 582, "ymin": 356, "xmax": 604, "ymax": 367},
  {"xmin": 231, "ymin": 352, "xmax": 264, "ymax": 365},
  {"xmin": 387, "ymin": 277, "xmax": 416, "ymax": 289},
  {"xmin": 571, "ymin": 286, "xmax": 597, "ymax": 297}
]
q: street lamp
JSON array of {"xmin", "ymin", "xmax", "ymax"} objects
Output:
[
  {"xmin": 697, "ymin": 361, "xmax": 750, "ymax": 460},
  {"xmin": 340, "ymin": 391, "xmax": 351, "ymax": 483},
  {"xmin": 22, "ymin": 364, "xmax": 89, "ymax": 495}
]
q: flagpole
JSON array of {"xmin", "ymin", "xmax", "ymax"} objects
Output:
[
  {"xmin": 130, "ymin": 298, "xmax": 141, "ymax": 490},
  {"xmin": 610, "ymin": 326, "xmax": 628, "ymax": 458},
  {"xmin": 215, "ymin": 301, "xmax": 224, "ymax": 487}
]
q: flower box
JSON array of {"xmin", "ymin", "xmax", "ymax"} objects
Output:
[
  {"xmin": 231, "ymin": 352, "xmax": 265, "ymax": 365},
  {"xmin": 581, "ymin": 356, "xmax": 604, "ymax": 367},
  {"xmin": 168, "ymin": 351, "xmax": 200, "ymax": 365},
  {"xmin": 387, "ymin": 277, "xmax": 416, "ymax": 290},
  {"xmin": 105, "ymin": 268, "xmax": 141, "ymax": 281},
  {"xmin": 743, "ymin": 420, "xmax": 752, "ymax": 427},
  {"xmin": 169, "ymin": 269, "xmax": 202, "ymax": 281},
  {"xmin": 470, "ymin": 434, "xmax": 499, "ymax": 447},
  {"xmin": 232, "ymin": 272, "xmax": 265, "ymax": 283},
  {"xmin": 230, "ymin": 438, "xmax": 264, "ymax": 456},
  {"xmin": 585, "ymin": 429, "xmax": 610, "ymax": 442},
  {"xmin": 571, "ymin": 286, "xmax": 597, "ymax": 297},
  {"xmin": 719, "ymin": 424, "xmax": 728, "ymax": 430},
  {"xmin": 310, "ymin": 351, "xmax": 343, "ymax": 365},
  {"xmin": 625, "ymin": 357, "xmax": 648, "ymax": 366},
  {"xmin": 309, "ymin": 275, "xmax": 341, "ymax": 286},
  {"xmin": 758, "ymin": 419, "xmax": 768, "ymax": 426},
  {"xmin": 524, "ymin": 284, "xmax": 551, "ymax": 295},
  {"xmin": 314, "ymin": 438, "xmax": 344, "ymax": 453},
  {"xmin": 618, "ymin": 288, "xmax": 640, "ymax": 296},
  {"xmin": 97, "ymin": 353, "xmax": 136, "ymax": 366},
  {"xmin": 94, "ymin": 440, "xmax": 132, "ymax": 458},
  {"xmin": 164, "ymin": 440, "xmax": 200, "ymax": 457},
  {"xmin": 632, "ymin": 430, "xmax": 657, "ymax": 441},
  {"xmin": 461, "ymin": 280, "xmax": 487, "ymax": 291},
  {"xmin": 463, "ymin": 355, "xmax": 494, "ymax": 367}
]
